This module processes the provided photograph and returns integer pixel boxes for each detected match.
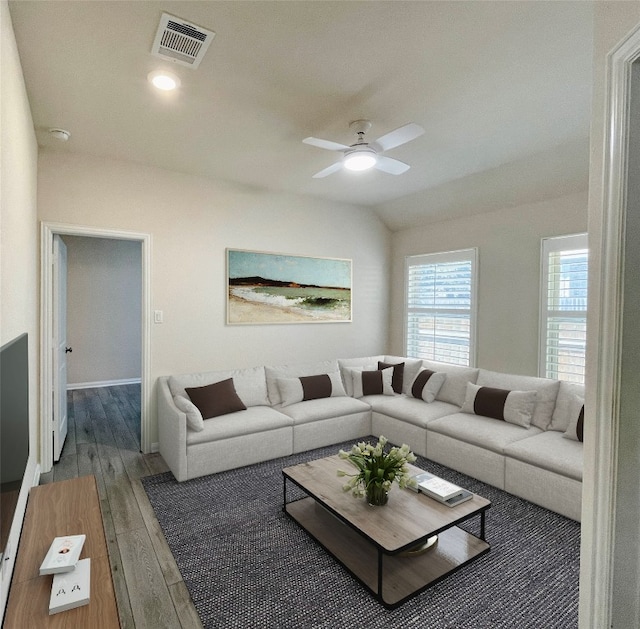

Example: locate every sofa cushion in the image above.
[549,381,585,432]
[371,396,460,428]
[174,395,204,431]
[186,406,293,445]
[410,369,447,403]
[504,431,583,481]
[476,369,560,430]
[563,394,585,442]
[378,361,404,394]
[382,356,423,394]
[277,373,346,407]
[337,356,384,396]
[169,365,269,407]
[351,367,395,398]
[275,396,370,425]
[461,383,537,428]
[265,360,340,405]
[421,360,480,406]
[185,378,247,419]
[427,412,542,454]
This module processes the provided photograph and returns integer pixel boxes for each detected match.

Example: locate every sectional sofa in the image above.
[157,355,584,521]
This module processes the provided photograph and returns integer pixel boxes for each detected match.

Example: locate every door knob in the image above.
[65,347,73,353]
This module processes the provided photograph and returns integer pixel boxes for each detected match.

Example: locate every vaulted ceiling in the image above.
[9,1,593,231]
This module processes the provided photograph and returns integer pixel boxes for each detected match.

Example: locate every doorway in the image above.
[40,223,151,473]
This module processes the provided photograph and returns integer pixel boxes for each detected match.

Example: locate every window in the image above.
[405,248,477,366]
[540,234,588,383]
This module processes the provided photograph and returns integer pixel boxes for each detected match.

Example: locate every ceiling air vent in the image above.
[151,13,215,69]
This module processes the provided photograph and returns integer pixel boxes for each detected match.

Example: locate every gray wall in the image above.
[0,0,39,611]
[389,191,588,375]
[610,58,640,629]
[37,151,392,444]
[64,236,142,387]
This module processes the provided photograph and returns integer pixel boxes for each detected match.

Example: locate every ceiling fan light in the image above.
[343,151,377,172]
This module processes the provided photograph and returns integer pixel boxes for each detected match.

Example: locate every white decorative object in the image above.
[39,534,86,575]
[49,557,91,614]
[418,476,464,502]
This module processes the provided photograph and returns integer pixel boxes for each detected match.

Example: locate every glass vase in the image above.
[366,483,389,506]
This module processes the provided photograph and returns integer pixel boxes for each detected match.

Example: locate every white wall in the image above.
[389,191,587,375]
[0,0,39,614]
[64,236,142,387]
[37,152,391,443]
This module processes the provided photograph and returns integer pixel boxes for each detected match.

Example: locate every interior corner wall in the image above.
[388,191,588,376]
[63,236,142,387]
[36,151,391,443]
[0,0,39,614]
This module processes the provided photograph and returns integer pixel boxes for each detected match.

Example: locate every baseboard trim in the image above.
[68,378,142,391]
[151,442,159,454]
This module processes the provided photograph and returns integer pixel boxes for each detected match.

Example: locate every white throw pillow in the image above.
[173,395,204,432]
[351,367,395,398]
[461,382,537,428]
[563,394,585,442]
[549,381,585,432]
[277,373,346,407]
[410,369,447,403]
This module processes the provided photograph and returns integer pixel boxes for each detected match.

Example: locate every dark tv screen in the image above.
[0,333,30,557]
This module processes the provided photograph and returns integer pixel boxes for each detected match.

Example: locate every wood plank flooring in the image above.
[39,385,202,629]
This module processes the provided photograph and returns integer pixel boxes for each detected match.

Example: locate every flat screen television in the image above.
[0,333,30,563]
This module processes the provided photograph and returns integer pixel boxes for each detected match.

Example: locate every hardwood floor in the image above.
[39,385,202,629]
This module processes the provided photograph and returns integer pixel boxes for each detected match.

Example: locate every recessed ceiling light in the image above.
[148,70,181,91]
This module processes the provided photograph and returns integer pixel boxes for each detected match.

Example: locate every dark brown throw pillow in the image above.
[185,378,247,419]
[575,406,584,442]
[362,370,384,396]
[378,361,405,394]
[300,374,332,401]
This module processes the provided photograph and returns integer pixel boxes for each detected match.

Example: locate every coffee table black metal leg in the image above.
[283,475,287,511]
[480,510,486,541]
[377,549,384,604]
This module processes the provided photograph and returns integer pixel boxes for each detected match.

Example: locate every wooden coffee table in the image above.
[282,454,491,609]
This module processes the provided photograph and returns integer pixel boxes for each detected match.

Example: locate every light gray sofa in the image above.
[157,355,584,521]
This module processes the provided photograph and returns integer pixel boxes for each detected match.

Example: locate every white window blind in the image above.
[540,233,588,383]
[405,249,477,366]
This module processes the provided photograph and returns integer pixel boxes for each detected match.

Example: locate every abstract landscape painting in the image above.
[227,249,352,324]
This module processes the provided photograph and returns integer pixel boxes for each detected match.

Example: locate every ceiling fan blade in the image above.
[371,122,424,153]
[374,155,410,175]
[303,137,350,152]
[312,161,343,178]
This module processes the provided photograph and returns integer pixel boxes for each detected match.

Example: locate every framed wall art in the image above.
[227,249,352,324]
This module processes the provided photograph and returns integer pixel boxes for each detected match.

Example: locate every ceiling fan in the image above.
[303,120,424,178]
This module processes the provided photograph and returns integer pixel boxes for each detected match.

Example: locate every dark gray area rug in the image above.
[142,439,580,628]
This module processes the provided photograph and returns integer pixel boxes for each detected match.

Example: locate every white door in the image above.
[52,235,68,461]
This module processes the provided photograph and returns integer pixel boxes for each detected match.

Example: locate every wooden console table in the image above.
[4,475,120,627]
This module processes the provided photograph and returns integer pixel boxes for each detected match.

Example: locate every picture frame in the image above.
[226,249,352,325]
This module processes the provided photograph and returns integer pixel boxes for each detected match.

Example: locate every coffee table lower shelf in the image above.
[285,497,490,609]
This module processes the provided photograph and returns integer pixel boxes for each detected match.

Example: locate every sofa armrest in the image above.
[157,376,188,481]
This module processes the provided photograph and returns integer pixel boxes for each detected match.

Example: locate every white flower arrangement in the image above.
[337,435,418,501]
